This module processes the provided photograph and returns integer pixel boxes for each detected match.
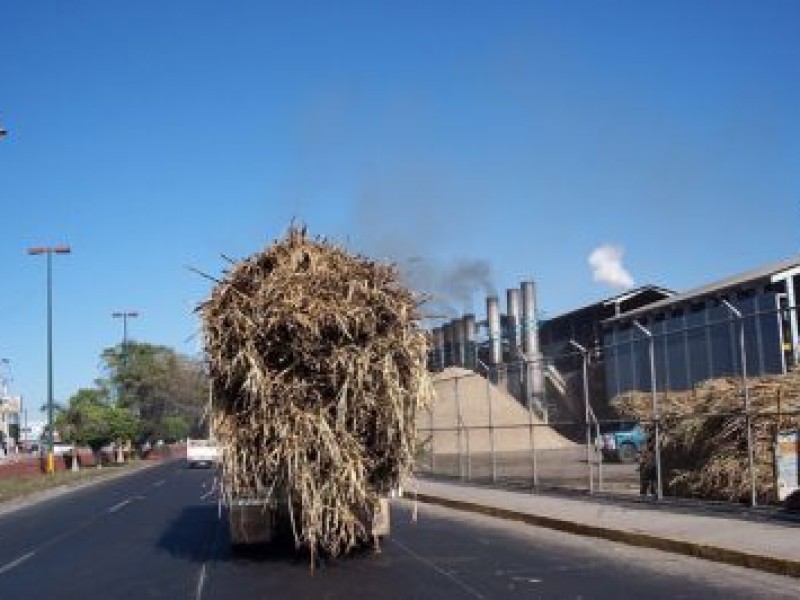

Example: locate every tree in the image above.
[160,415,190,442]
[56,388,141,451]
[99,342,208,442]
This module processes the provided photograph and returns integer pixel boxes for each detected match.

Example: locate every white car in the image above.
[186,438,220,468]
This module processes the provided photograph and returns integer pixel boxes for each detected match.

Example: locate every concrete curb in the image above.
[414,492,800,579]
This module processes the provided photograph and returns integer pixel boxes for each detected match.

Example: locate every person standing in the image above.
[639,434,657,496]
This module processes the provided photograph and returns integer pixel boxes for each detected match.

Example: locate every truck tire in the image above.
[618,442,638,463]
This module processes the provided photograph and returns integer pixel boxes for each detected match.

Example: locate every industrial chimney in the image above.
[486,296,502,365]
[442,321,454,368]
[432,327,445,371]
[463,313,476,369]
[452,318,465,367]
[520,280,544,410]
[506,288,521,359]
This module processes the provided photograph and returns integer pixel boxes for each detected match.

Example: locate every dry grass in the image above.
[0,463,138,504]
[611,369,800,503]
[200,226,432,563]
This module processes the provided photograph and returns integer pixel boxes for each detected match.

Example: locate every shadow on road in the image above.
[157,503,312,567]
[157,504,221,562]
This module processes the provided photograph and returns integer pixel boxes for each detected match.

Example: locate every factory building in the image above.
[537,286,674,420]
[428,281,673,422]
[428,255,800,424]
[602,256,800,398]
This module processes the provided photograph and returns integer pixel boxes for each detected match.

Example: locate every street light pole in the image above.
[27,245,71,474]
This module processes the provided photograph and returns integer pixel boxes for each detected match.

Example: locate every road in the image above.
[0,461,797,599]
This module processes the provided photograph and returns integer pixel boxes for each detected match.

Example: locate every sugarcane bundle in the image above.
[199,226,432,560]
[611,371,800,503]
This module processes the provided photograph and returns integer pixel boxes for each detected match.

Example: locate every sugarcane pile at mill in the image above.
[611,369,800,503]
[199,226,432,560]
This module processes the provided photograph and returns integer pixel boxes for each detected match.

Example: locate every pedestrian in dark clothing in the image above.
[639,435,657,497]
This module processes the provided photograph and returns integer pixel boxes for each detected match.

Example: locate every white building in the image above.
[0,395,22,449]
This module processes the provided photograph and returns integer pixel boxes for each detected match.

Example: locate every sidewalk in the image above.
[412,478,800,578]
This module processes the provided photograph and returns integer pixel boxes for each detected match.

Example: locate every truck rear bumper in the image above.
[228,499,280,545]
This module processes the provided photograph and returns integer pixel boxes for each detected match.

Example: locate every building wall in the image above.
[604,289,787,398]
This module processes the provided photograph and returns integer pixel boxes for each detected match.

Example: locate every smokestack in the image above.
[520,281,539,358]
[442,321,454,368]
[487,296,502,365]
[506,288,521,358]
[463,313,476,368]
[432,327,445,370]
[452,318,465,367]
[521,280,544,407]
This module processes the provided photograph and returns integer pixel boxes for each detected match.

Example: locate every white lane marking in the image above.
[107,498,133,513]
[195,563,207,600]
[200,490,214,501]
[152,479,165,487]
[511,576,542,584]
[390,538,485,599]
[0,551,36,575]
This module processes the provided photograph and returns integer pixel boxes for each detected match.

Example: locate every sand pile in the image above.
[418,367,575,452]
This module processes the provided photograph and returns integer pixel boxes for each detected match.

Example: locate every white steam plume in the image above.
[588,244,634,289]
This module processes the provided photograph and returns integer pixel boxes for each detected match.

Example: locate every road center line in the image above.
[390,538,486,599]
[107,498,133,513]
[0,551,36,575]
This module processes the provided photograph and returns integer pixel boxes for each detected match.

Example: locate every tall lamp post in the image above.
[0,358,8,456]
[27,245,71,474]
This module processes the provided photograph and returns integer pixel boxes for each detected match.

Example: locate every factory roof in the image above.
[603,255,800,325]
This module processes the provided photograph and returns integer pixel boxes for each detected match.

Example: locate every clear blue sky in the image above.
[1,1,799,417]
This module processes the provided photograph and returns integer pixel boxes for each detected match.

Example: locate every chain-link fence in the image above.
[417,303,800,507]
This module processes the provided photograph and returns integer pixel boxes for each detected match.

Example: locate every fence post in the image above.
[634,321,663,501]
[570,340,593,494]
[465,422,471,481]
[528,357,538,489]
[429,405,435,473]
[478,359,497,483]
[722,300,757,507]
[455,376,463,480]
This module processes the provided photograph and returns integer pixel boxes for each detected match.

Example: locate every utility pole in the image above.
[27,245,71,474]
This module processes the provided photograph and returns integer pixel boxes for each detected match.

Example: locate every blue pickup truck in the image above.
[599,421,647,463]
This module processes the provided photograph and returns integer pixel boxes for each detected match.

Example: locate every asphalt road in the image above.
[1,461,798,599]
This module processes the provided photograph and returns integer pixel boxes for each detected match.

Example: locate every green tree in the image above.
[55,388,140,451]
[160,415,190,442]
[107,405,141,444]
[99,342,208,442]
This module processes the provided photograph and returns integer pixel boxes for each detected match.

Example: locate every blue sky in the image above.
[1,1,799,417]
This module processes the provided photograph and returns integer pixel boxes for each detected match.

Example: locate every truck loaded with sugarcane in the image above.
[199,226,432,565]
